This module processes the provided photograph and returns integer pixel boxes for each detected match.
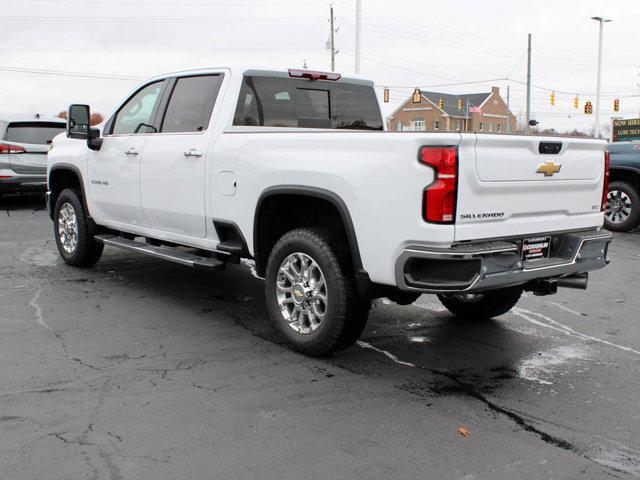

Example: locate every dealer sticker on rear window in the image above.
[522,236,551,262]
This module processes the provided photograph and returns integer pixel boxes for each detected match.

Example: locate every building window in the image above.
[497,123,502,133]
[396,122,403,131]
[411,119,425,131]
[479,122,483,131]
[488,123,493,132]
[433,120,439,131]
[456,120,462,131]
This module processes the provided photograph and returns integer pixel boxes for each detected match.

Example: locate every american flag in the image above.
[469,104,481,113]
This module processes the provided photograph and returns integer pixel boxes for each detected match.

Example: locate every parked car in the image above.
[0,115,66,195]
[604,141,640,232]
[46,66,612,356]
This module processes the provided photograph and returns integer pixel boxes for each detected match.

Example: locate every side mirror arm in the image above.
[88,128,103,151]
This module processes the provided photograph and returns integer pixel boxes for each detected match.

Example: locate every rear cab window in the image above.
[5,122,66,144]
[233,74,383,130]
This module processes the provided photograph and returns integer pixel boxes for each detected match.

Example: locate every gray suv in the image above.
[0,115,66,195]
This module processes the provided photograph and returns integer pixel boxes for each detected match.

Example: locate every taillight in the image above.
[601,150,610,211]
[0,143,26,154]
[419,146,458,223]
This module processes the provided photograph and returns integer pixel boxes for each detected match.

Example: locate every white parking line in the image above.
[357,341,415,367]
[512,307,640,357]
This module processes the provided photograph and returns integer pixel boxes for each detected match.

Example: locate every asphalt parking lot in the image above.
[1,193,639,480]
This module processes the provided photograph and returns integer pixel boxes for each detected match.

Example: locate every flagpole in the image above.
[466,100,470,132]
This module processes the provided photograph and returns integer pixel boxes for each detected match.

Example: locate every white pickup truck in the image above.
[47,66,612,356]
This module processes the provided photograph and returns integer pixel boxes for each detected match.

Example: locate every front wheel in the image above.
[54,188,104,267]
[264,228,370,357]
[437,286,523,320]
[604,181,640,232]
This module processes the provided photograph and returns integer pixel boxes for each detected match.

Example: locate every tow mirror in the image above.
[67,104,90,140]
[67,104,102,151]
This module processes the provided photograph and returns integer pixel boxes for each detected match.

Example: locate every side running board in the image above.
[94,234,226,270]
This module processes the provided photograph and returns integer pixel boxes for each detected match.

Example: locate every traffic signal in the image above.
[573,96,579,109]
[614,99,619,112]
[584,101,593,114]
[550,91,555,106]
[383,88,389,103]
[457,98,463,111]
[438,97,444,109]
[412,87,421,103]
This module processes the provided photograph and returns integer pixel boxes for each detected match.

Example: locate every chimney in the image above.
[491,86,499,95]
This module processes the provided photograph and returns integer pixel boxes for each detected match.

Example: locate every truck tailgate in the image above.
[455,135,606,242]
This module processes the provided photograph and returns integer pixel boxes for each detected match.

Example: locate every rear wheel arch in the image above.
[609,167,640,193]
[253,186,365,280]
[48,164,90,219]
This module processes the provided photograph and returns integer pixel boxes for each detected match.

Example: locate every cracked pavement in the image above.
[1,193,640,479]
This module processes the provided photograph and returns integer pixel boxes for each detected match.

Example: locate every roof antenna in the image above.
[302,59,308,69]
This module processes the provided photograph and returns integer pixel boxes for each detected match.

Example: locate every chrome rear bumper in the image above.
[395,229,612,293]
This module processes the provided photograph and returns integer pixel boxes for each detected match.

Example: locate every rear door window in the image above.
[160,75,223,133]
[233,76,382,130]
[5,122,66,144]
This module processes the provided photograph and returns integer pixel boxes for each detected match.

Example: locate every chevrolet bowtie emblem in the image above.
[536,161,562,177]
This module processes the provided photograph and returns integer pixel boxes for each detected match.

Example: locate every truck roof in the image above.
[0,114,65,124]
[145,66,374,86]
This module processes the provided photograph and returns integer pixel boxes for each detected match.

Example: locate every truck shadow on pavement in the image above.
[0,192,46,213]
[91,249,542,397]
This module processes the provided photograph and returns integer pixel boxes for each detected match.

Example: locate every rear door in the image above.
[140,74,224,238]
[4,122,65,174]
[455,134,606,241]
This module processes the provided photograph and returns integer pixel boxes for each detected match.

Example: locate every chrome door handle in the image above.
[125,148,140,156]
[184,149,203,158]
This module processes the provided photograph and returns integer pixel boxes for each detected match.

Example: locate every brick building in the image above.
[387,86,516,133]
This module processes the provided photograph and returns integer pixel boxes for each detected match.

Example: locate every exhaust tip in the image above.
[556,273,588,290]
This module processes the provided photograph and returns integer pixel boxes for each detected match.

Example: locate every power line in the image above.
[0,65,143,81]
[0,47,324,53]
[0,15,325,23]
[31,0,328,6]
[334,4,639,65]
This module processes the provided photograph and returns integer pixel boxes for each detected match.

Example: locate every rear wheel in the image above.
[604,181,640,232]
[437,286,523,320]
[265,228,370,356]
[54,188,103,267]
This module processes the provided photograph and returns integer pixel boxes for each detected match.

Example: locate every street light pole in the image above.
[592,16,611,139]
[355,0,361,74]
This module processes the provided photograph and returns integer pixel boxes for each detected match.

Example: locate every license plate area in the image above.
[521,236,551,262]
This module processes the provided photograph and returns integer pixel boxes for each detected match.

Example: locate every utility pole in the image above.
[506,84,511,133]
[592,16,611,139]
[525,33,532,133]
[355,0,362,74]
[328,5,337,72]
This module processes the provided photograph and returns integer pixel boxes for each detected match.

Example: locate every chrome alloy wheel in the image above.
[276,252,328,335]
[57,202,79,253]
[605,190,633,224]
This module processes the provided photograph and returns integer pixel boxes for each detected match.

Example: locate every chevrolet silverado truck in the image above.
[47,66,612,356]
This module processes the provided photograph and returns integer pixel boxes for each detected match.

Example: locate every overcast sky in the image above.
[0,0,637,133]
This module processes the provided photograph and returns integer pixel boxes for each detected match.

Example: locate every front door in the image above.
[88,80,165,227]
[140,74,223,238]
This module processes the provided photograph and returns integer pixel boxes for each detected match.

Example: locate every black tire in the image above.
[437,286,523,320]
[53,188,104,267]
[604,181,640,232]
[265,228,370,356]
